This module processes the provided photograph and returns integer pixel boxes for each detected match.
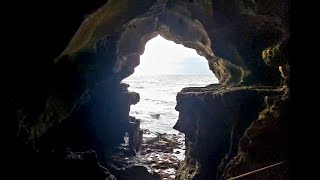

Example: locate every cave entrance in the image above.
[122,35,218,178]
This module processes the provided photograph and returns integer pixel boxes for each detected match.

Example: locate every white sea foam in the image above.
[122,75,218,134]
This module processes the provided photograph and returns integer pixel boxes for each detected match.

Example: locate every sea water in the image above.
[122,75,218,134]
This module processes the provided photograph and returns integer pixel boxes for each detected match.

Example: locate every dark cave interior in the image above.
[5,0,290,179]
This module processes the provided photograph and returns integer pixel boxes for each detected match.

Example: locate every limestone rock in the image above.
[7,0,290,179]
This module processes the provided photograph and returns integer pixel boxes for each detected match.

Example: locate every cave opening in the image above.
[121,34,219,178]
[7,0,291,179]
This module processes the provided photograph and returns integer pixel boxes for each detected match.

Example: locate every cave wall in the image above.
[174,85,289,179]
[6,0,290,179]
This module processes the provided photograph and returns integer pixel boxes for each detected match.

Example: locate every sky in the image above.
[133,35,214,75]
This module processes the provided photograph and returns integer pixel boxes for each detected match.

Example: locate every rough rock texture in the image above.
[223,93,290,179]
[6,0,289,179]
[173,85,285,179]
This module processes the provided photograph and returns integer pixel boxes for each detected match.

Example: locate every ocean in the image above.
[122,75,219,135]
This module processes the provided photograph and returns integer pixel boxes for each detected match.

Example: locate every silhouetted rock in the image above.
[174,85,285,179]
[6,0,290,179]
[223,94,289,179]
[114,165,161,180]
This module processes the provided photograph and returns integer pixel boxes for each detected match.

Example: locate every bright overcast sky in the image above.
[133,35,214,75]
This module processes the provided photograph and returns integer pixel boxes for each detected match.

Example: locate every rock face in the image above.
[6,0,290,179]
[223,92,290,180]
[11,148,116,180]
[174,85,288,179]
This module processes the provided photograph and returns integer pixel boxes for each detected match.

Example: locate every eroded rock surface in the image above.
[107,130,185,180]
[174,85,287,179]
[223,93,290,180]
[7,0,290,179]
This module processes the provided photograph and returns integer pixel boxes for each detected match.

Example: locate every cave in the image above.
[7,0,290,180]
[120,34,218,178]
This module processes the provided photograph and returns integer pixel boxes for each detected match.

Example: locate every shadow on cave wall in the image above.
[6,0,290,179]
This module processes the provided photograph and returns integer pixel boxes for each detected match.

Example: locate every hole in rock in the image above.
[121,35,219,178]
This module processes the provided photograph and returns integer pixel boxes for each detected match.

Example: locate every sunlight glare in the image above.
[133,35,213,76]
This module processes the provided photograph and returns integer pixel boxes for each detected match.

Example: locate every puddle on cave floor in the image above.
[109,129,186,179]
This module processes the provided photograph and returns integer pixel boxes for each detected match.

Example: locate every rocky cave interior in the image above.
[6,0,290,179]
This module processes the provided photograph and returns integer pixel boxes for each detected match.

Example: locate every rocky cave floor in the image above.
[107,129,186,180]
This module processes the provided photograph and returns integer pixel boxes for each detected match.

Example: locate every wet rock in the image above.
[142,130,160,144]
[8,0,289,179]
[128,116,143,154]
[109,130,185,179]
[150,113,160,119]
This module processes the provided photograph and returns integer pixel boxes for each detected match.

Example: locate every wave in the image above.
[133,86,144,89]
[125,75,216,133]
[142,98,175,104]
